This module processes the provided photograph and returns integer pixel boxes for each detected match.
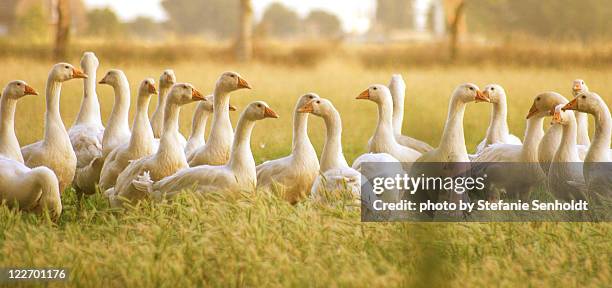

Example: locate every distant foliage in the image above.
[375,0,415,31]
[161,0,239,38]
[126,17,164,40]
[467,0,612,41]
[86,8,124,37]
[14,4,48,42]
[304,10,342,37]
[258,3,300,38]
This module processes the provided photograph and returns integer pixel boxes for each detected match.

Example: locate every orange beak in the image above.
[24,84,39,96]
[98,77,107,85]
[562,98,577,111]
[573,84,581,91]
[192,88,204,100]
[356,89,370,100]
[264,107,279,118]
[72,68,88,79]
[237,77,251,89]
[475,90,490,102]
[526,102,539,119]
[147,82,157,94]
[165,74,174,83]
[229,104,237,111]
[297,100,314,113]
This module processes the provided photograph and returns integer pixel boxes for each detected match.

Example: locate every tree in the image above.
[304,10,342,37]
[86,8,123,37]
[235,0,253,61]
[445,0,465,61]
[258,2,300,38]
[161,0,239,38]
[54,0,71,61]
[14,4,48,42]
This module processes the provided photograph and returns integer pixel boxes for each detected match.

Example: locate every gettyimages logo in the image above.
[370,174,487,195]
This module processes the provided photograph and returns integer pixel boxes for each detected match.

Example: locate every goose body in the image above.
[69,52,105,195]
[297,98,361,202]
[0,81,38,162]
[256,94,320,203]
[474,84,522,154]
[562,91,612,199]
[134,101,278,199]
[548,105,586,201]
[106,83,204,207]
[357,84,420,171]
[22,63,86,192]
[188,72,251,166]
[388,74,433,153]
[98,79,157,191]
[0,157,61,218]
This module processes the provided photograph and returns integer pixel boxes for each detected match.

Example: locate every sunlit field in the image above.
[1,57,611,286]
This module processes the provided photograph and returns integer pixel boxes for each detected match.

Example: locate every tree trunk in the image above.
[54,0,71,61]
[445,0,466,61]
[235,0,253,61]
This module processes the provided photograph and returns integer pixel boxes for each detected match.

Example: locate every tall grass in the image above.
[0,55,610,286]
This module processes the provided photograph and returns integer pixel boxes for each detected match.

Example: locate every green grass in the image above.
[0,58,611,286]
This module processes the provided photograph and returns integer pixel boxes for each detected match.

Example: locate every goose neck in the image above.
[555,116,579,162]
[292,111,313,153]
[189,107,209,143]
[208,89,232,144]
[586,101,612,162]
[128,95,153,148]
[391,89,405,135]
[228,116,256,173]
[320,110,348,172]
[521,117,545,162]
[74,66,102,125]
[575,111,590,146]
[486,101,509,143]
[439,97,467,155]
[157,102,182,155]
[44,77,67,142]
[374,98,396,144]
[107,80,130,133]
[0,95,20,161]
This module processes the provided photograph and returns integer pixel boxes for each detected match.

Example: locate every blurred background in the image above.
[1,0,612,67]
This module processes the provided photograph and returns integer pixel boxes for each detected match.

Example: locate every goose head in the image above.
[197,94,238,112]
[243,101,279,121]
[98,69,126,87]
[159,69,176,90]
[526,92,567,119]
[2,80,38,99]
[80,52,99,71]
[571,79,588,97]
[216,71,251,93]
[482,84,506,104]
[51,63,87,82]
[356,84,392,105]
[452,83,488,103]
[550,104,575,126]
[562,91,603,115]
[167,83,205,105]
[296,93,320,109]
[138,78,157,97]
[297,98,334,117]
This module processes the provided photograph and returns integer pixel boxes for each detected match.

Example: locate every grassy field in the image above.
[0,57,611,286]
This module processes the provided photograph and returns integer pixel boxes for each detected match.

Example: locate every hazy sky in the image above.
[83,0,377,33]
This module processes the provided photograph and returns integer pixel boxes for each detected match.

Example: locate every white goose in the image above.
[548,104,586,201]
[356,84,420,169]
[184,95,237,159]
[99,69,131,157]
[134,101,279,199]
[256,93,320,203]
[0,81,38,162]
[297,98,361,201]
[150,69,187,148]
[22,63,86,193]
[69,52,105,195]
[473,92,561,200]
[98,79,158,191]
[562,91,612,199]
[106,83,204,207]
[388,74,433,153]
[571,79,590,146]
[474,84,522,154]
[188,72,251,166]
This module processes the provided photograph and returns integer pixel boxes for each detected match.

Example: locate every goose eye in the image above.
[469,87,474,91]
[230,75,236,78]
[308,95,314,99]
[581,81,584,85]
[16,83,21,86]
[582,95,587,99]
[373,87,377,90]
[257,104,262,108]
[536,97,540,101]
[65,65,69,69]
[490,87,495,91]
